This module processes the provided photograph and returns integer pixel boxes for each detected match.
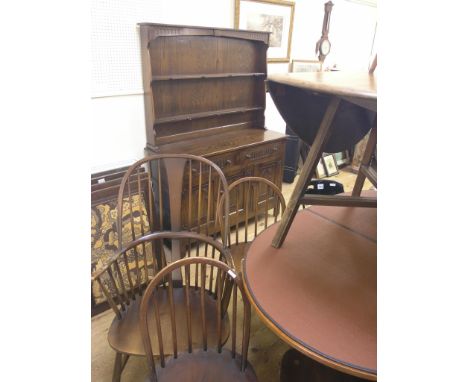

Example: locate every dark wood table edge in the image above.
[242,223,377,381]
[266,71,377,101]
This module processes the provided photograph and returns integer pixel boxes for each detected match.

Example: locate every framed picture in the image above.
[323,154,339,177]
[235,0,295,63]
[315,158,327,179]
[334,150,351,168]
[290,59,321,73]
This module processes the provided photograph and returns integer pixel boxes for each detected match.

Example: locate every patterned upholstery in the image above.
[91,194,151,305]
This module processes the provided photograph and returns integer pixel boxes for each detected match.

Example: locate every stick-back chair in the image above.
[92,231,233,382]
[116,154,230,263]
[217,177,286,273]
[140,256,257,382]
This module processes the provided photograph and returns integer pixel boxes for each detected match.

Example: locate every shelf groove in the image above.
[154,106,264,125]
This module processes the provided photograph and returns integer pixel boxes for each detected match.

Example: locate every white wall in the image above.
[289,0,377,69]
[91,94,146,170]
[159,0,234,27]
[327,0,377,70]
[91,0,376,172]
[265,62,289,134]
[290,0,325,60]
[91,0,234,172]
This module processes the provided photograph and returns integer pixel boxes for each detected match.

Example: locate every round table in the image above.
[243,204,376,380]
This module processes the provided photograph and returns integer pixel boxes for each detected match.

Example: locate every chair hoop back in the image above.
[140,256,251,381]
[91,231,233,319]
[116,154,230,250]
[217,177,286,246]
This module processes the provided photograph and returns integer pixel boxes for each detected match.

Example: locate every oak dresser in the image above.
[138,23,287,233]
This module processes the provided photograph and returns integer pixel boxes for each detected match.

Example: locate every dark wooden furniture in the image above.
[92,231,233,382]
[116,154,230,252]
[243,195,377,380]
[140,256,257,382]
[217,177,285,273]
[138,23,287,233]
[92,165,144,205]
[283,125,301,183]
[267,71,377,247]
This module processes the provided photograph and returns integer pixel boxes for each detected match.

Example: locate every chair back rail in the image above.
[217,177,286,246]
[116,154,230,251]
[140,256,251,381]
[91,231,234,319]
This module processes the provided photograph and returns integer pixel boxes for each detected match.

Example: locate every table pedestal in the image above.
[280,349,368,382]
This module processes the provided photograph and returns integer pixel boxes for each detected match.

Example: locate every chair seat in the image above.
[108,286,230,356]
[145,349,258,382]
[228,242,251,272]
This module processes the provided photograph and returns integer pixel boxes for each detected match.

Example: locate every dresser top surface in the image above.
[149,128,285,156]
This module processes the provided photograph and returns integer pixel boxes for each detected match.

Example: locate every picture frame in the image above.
[315,158,327,179]
[323,154,339,177]
[289,59,321,73]
[334,150,351,168]
[235,0,295,63]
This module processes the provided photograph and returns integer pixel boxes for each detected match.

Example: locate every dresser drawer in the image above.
[206,152,238,174]
[237,141,284,165]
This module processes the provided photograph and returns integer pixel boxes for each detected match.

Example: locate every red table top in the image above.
[243,204,377,380]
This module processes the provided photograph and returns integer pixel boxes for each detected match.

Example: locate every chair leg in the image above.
[112,352,123,382]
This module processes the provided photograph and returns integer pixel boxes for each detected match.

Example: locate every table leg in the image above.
[272,96,341,248]
[352,120,377,197]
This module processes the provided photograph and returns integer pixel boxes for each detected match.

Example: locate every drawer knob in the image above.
[245,153,252,159]
[226,159,232,165]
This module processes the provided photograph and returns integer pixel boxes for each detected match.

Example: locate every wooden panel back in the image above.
[153,77,265,119]
[139,23,271,148]
[149,35,266,75]
[147,34,267,141]
[156,113,262,140]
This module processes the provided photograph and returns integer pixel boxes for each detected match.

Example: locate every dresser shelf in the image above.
[154,106,264,125]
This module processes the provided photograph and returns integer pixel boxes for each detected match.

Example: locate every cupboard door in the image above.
[255,159,283,188]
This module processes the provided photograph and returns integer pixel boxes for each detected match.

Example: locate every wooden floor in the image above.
[91,168,373,382]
